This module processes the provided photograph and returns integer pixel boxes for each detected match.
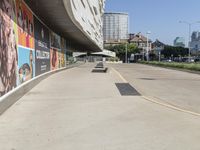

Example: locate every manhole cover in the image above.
[115,83,140,96]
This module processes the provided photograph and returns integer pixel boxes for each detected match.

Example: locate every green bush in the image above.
[139,61,200,72]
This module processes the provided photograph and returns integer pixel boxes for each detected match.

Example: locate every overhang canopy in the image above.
[24,0,102,52]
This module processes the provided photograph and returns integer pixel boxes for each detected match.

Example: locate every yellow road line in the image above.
[142,96,200,117]
[111,67,128,83]
[112,67,200,117]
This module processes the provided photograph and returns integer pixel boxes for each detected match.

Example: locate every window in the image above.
[81,0,86,8]
[93,6,98,15]
[72,0,77,10]
[86,30,91,35]
[82,17,86,22]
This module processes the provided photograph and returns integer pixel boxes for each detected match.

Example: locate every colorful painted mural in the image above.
[50,48,58,71]
[0,0,67,97]
[50,31,61,50]
[61,38,66,67]
[0,0,18,96]
[17,47,35,85]
[16,0,35,85]
[16,0,34,49]
[34,16,50,76]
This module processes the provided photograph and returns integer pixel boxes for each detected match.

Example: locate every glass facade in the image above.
[103,13,128,41]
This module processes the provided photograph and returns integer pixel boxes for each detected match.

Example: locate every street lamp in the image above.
[125,33,130,63]
[146,31,151,61]
[125,42,128,63]
[179,21,200,62]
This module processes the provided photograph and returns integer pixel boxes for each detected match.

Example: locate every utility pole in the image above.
[179,21,200,62]
[146,31,151,61]
[125,42,128,63]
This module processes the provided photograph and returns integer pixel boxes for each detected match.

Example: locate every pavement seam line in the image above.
[111,67,200,117]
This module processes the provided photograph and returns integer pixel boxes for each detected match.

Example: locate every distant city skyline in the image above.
[105,0,200,46]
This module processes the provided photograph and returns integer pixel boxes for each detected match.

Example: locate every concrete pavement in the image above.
[0,63,200,150]
[110,63,200,114]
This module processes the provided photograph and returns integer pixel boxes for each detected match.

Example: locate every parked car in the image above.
[194,57,200,63]
[185,58,195,63]
[161,58,172,62]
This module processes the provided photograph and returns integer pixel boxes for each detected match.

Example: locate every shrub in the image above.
[139,61,200,72]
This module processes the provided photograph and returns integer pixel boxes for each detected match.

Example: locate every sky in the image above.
[105,0,200,45]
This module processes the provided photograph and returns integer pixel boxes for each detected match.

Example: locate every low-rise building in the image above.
[152,39,165,53]
[151,39,165,60]
[129,33,152,50]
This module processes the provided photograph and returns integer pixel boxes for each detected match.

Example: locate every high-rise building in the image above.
[190,31,200,54]
[103,12,129,44]
[174,37,185,47]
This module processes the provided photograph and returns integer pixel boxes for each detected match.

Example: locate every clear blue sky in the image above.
[105,0,200,45]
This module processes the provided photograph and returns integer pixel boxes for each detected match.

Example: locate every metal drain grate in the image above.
[115,83,140,96]
[139,78,156,80]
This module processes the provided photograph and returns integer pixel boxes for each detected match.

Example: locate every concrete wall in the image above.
[0,63,81,115]
[0,0,72,98]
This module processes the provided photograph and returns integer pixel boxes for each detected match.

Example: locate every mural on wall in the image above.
[34,16,50,76]
[58,51,61,68]
[17,47,35,85]
[0,0,69,97]
[16,0,35,85]
[50,48,58,70]
[50,31,61,70]
[51,31,61,50]
[16,0,34,49]
[61,38,66,67]
[0,0,18,96]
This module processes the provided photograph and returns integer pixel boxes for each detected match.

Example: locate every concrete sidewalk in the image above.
[0,63,200,150]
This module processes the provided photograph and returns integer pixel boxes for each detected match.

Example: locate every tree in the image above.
[161,45,189,58]
[128,43,140,54]
[105,43,140,62]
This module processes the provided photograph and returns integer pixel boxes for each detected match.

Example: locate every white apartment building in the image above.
[103,12,129,43]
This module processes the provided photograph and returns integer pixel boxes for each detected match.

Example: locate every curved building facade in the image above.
[65,0,105,49]
[24,0,105,52]
[0,0,105,97]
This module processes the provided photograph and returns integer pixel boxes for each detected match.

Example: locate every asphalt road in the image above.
[0,63,200,150]
[110,63,200,113]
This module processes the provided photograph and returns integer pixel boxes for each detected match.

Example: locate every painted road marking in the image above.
[112,67,200,117]
[111,67,128,83]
